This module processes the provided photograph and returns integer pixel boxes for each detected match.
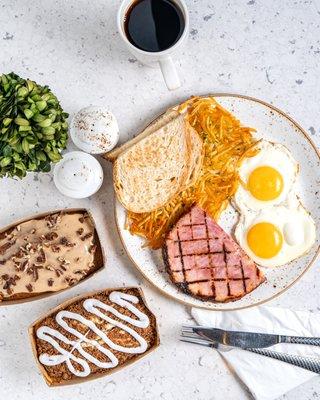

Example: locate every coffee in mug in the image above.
[124,0,185,53]
[117,0,189,90]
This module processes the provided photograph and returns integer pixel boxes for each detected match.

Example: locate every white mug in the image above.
[117,0,189,90]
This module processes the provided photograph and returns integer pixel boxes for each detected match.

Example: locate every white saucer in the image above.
[53,151,103,198]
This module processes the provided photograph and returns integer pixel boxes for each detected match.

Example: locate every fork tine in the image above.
[181,326,208,335]
[181,328,194,334]
[181,331,208,340]
[182,324,210,330]
[181,325,201,330]
[180,337,215,348]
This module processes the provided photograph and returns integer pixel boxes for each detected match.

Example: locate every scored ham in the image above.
[162,205,265,302]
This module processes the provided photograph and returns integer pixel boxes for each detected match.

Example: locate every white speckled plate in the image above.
[115,94,320,310]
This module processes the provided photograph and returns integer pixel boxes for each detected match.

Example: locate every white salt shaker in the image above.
[70,106,119,154]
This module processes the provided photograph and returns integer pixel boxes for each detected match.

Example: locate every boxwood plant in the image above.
[0,72,68,178]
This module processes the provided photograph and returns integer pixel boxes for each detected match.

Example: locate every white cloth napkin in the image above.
[191,306,320,400]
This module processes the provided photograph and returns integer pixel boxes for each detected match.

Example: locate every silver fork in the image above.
[181,326,320,374]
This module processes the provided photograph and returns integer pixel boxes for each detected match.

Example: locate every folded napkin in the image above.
[191,306,320,400]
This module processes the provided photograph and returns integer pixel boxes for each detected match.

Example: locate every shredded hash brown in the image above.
[127,96,258,249]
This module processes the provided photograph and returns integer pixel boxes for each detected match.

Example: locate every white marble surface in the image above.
[0,0,319,399]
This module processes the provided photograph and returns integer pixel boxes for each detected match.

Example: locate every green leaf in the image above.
[61,121,68,129]
[38,118,52,128]
[1,74,8,86]
[19,125,32,132]
[17,87,28,98]
[47,150,61,162]
[12,152,21,161]
[36,150,47,161]
[30,103,37,112]
[44,135,54,141]
[8,135,19,146]
[3,145,12,157]
[13,142,23,153]
[36,100,47,111]
[41,161,51,172]
[14,168,26,178]
[42,126,55,135]
[41,93,51,101]
[3,117,12,127]
[32,94,41,102]
[22,138,30,154]
[28,161,37,170]
[14,117,30,126]
[0,157,12,167]
[23,108,33,119]
[32,113,45,122]
[14,161,25,170]
[26,79,34,92]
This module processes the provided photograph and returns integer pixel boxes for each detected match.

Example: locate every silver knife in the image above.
[189,326,320,349]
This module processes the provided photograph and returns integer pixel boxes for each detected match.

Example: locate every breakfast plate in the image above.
[114,94,320,310]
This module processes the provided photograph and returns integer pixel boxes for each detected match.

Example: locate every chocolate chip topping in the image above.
[59,237,75,247]
[45,264,66,278]
[65,276,77,286]
[2,274,20,294]
[27,264,43,282]
[26,283,33,292]
[45,213,62,229]
[81,232,93,241]
[36,248,46,264]
[17,259,29,272]
[13,248,25,258]
[44,232,58,241]
[0,241,15,255]
[51,244,61,253]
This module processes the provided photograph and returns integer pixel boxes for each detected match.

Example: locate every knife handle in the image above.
[280,336,320,347]
[246,347,320,374]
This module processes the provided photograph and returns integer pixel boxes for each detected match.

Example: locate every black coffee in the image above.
[124,0,185,52]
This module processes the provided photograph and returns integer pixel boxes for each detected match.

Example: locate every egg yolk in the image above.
[247,166,284,201]
[247,222,283,259]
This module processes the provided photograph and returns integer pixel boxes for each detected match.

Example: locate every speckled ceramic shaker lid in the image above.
[70,106,119,154]
[53,151,103,198]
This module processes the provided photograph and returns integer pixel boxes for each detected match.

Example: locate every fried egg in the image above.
[234,205,316,267]
[234,141,299,212]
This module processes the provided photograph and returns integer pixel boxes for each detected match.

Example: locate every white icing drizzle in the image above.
[36,291,150,377]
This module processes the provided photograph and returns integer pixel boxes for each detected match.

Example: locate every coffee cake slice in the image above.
[0,209,104,303]
[29,287,159,386]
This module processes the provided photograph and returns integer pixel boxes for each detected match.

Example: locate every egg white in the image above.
[234,141,299,213]
[234,204,316,268]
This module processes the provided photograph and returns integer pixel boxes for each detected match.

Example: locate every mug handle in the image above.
[159,57,181,91]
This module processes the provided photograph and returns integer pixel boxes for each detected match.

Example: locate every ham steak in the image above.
[162,205,265,302]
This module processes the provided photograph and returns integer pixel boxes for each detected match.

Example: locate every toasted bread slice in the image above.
[181,123,204,191]
[113,114,202,213]
[104,108,180,162]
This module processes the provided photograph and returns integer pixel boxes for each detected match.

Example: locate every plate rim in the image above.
[114,93,320,311]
